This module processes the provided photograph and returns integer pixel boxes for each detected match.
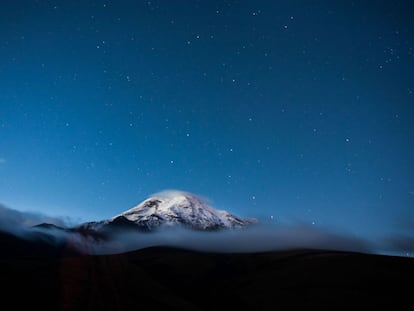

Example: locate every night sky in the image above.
[1,1,413,240]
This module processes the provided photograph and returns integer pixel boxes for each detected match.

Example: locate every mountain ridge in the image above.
[1,235,413,310]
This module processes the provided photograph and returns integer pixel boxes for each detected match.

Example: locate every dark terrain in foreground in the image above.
[1,230,413,310]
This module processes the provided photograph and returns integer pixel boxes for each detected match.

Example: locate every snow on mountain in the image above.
[82,191,256,231]
[116,190,256,230]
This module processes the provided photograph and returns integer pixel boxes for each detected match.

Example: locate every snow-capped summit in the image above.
[78,190,256,232]
[81,191,252,230]
[110,190,256,230]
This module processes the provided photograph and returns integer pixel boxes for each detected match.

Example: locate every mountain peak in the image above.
[114,190,256,230]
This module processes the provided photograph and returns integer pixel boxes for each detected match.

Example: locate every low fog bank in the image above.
[0,204,67,228]
[0,203,412,258]
[83,224,370,255]
[0,204,85,249]
[0,204,70,241]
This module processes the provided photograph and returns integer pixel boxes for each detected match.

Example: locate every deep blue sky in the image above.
[1,0,413,238]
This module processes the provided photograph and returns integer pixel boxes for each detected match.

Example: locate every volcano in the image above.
[79,191,256,232]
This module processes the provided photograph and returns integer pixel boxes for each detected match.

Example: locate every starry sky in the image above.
[0,0,413,239]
